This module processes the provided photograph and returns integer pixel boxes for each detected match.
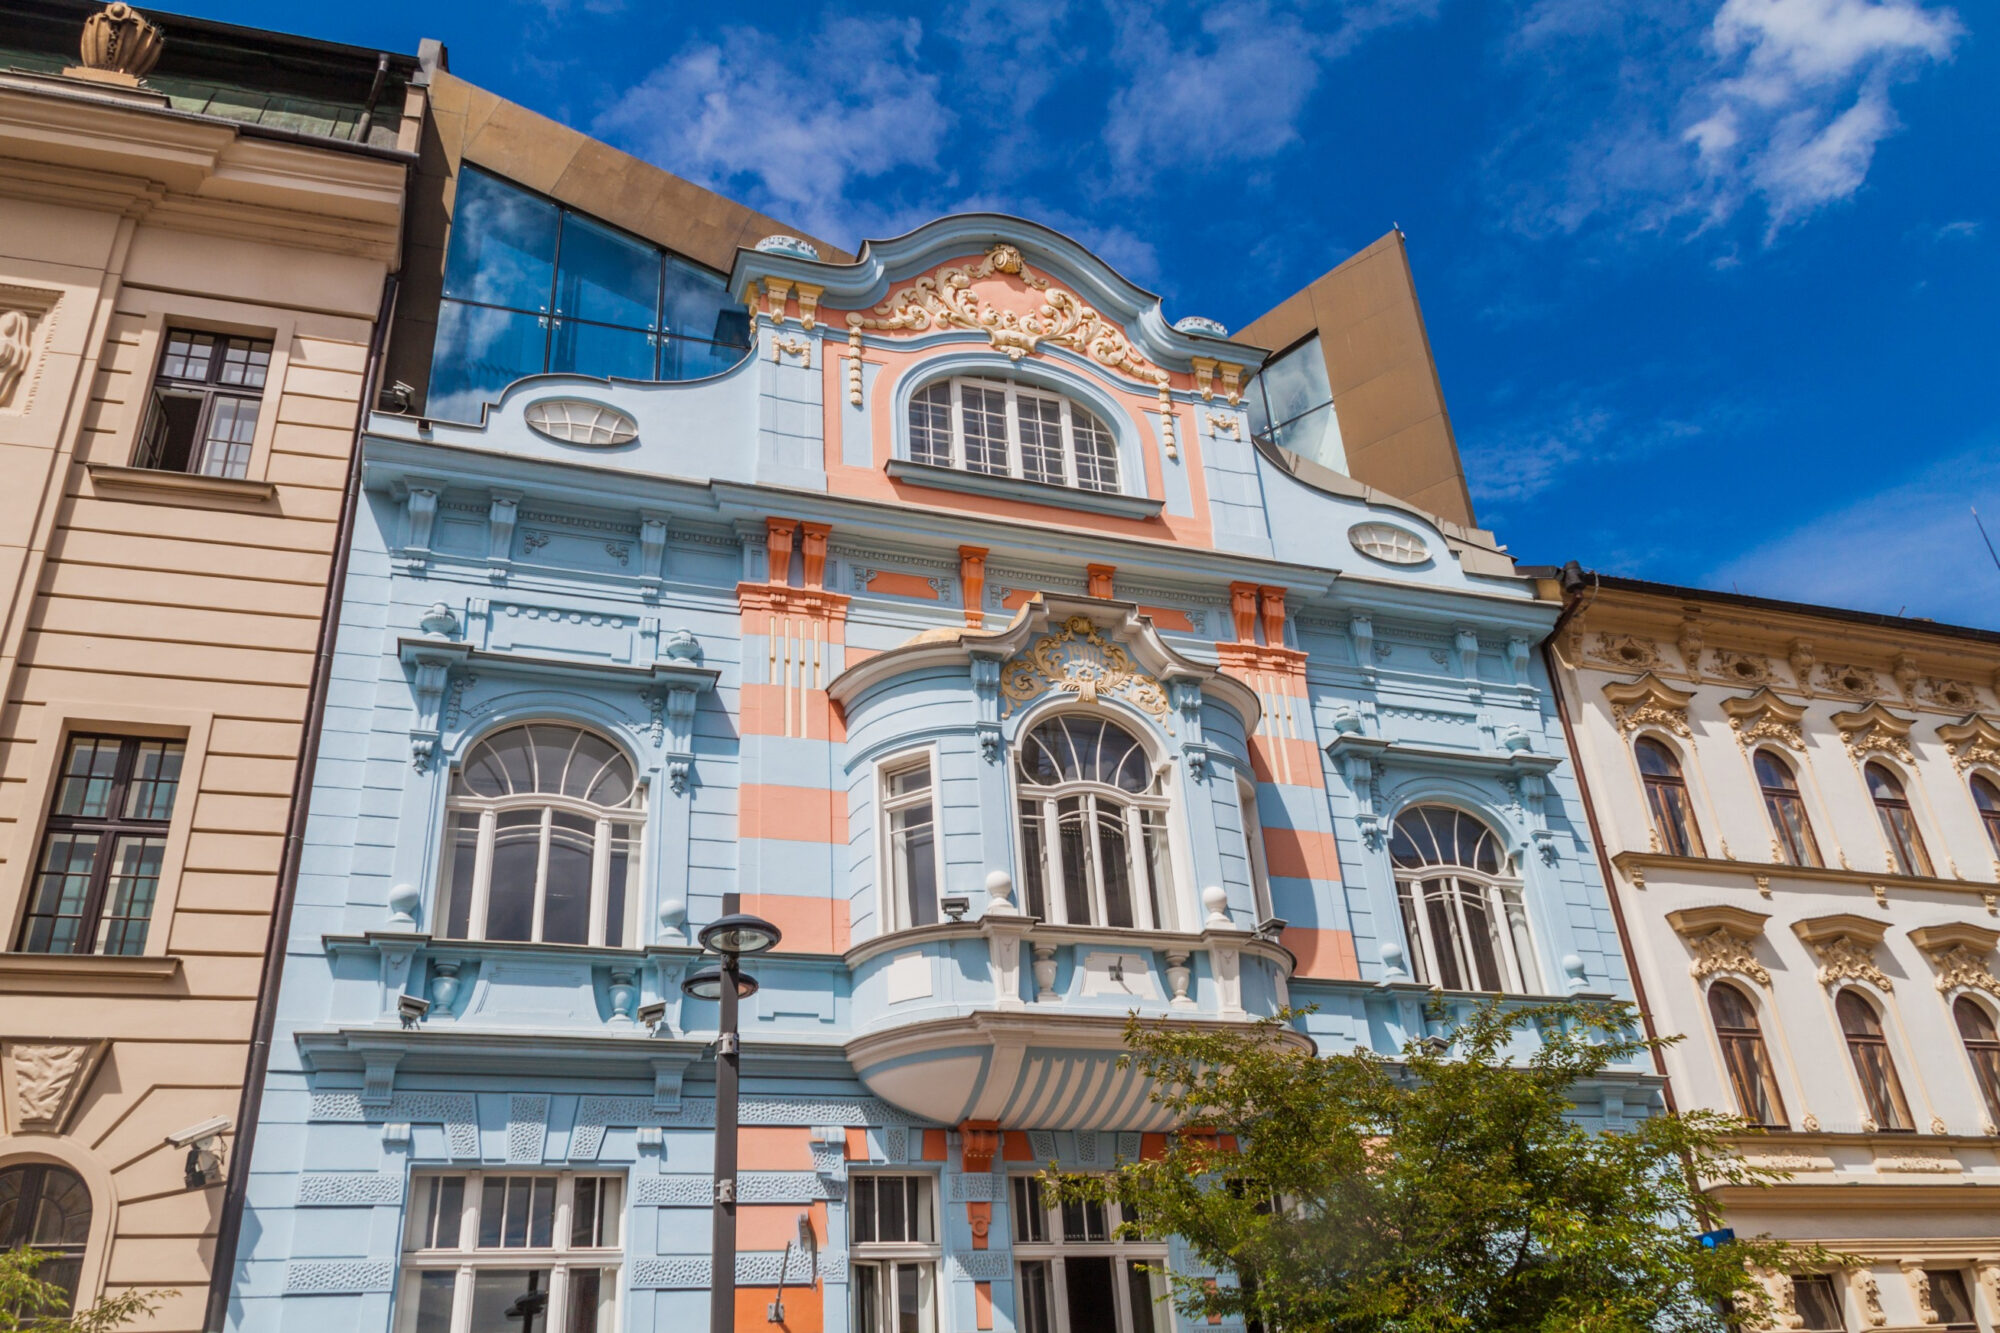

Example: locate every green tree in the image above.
[0,1248,168,1333]
[1050,999,1823,1333]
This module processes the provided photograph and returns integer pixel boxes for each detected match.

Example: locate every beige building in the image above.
[0,1,426,1325]
[1546,569,2000,1331]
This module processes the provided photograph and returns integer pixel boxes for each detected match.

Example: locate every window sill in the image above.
[85,463,279,505]
[885,458,1165,520]
[0,951,182,984]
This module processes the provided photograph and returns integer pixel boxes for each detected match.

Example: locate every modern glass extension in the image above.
[428,168,754,420]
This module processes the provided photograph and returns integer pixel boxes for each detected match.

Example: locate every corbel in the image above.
[393,476,449,570]
[766,517,798,584]
[637,510,671,596]
[1258,586,1287,650]
[1189,356,1217,401]
[800,522,831,590]
[1228,582,1259,645]
[643,651,716,795]
[1170,676,1207,779]
[1792,914,1893,990]
[1454,625,1481,691]
[1666,904,1772,986]
[360,1052,402,1109]
[486,488,521,583]
[970,651,1004,762]
[1218,363,1245,406]
[794,283,822,330]
[651,1054,690,1113]
[761,276,793,324]
[399,638,472,772]
[958,546,988,629]
[1088,564,1116,600]
[1348,613,1375,683]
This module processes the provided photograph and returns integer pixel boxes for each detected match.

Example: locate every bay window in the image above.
[1015,715,1176,930]
[439,723,642,947]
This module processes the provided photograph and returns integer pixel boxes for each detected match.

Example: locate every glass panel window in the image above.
[430,168,749,419]
[1015,715,1175,930]
[1708,983,1787,1128]
[1866,763,1932,877]
[1791,1274,1845,1331]
[438,724,643,947]
[1953,997,2000,1125]
[851,1175,938,1333]
[1237,778,1274,924]
[1972,774,2000,859]
[904,377,1125,496]
[882,758,939,931]
[1928,1270,1977,1331]
[1246,335,1346,474]
[1754,750,1822,867]
[1012,1175,1168,1333]
[137,328,272,479]
[1635,738,1705,858]
[0,1164,90,1313]
[19,734,184,955]
[399,1172,620,1333]
[1837,990,1914,1132]
[1390,806,1535,993]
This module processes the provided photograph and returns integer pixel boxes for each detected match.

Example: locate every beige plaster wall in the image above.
[0,82,407,1329]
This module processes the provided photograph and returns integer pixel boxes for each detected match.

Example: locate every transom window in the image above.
[1390,806,1537,993]
[1015,715,1176,930]
[18,734,184,956]
[1635,737,1705,858]
[1012,1175,1168,1333]
[908,378,1120,493]
[0,1163,91,1312]
[399,1171,621,1333]
[850,1175,939,1333]
[1836,989,1913,1132]
[1707,982,1787,1129]
[440,724,642,947]
[1753,750,1821,868]
[1865,762,1932,877]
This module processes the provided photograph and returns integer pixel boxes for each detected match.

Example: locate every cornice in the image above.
[1609,850,2000,903]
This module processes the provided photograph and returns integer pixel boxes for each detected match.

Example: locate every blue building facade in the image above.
[224,210,1655,1333]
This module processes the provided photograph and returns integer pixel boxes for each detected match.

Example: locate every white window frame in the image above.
[1012,714,1180,932]
[440,724,645,948]
[1237,773,1275,925]
[1010,1174,1170,1333]
[1395,869,1537,994]
[907,376,1123,494]
[849,1173,941,1333]
[878,747,946,932]
[397,1170,623,1333]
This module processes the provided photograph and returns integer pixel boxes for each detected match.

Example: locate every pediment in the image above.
[1831,701,1915,763]
[1936,714,2000,772]
[1665,904,1770,941]
[1602,672,1694,736]
[1720,687,1808,750]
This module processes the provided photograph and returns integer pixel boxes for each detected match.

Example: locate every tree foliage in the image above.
[1050,1000,1824,1333]
[0,1248,168,1333]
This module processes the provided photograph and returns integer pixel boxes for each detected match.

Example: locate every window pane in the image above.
[21,832,100,954]
[56,737,123,817]
[1256,336,1332,428]
[443,169,559,310]
[400,1270,456,1333]
[567,1266,606,1333]
[466,1269,552,1331]
[851,1177,876,1244]
[124,740,184,819]
[1057,797,1092,925]
[605,825,637,950]
[878,1173,907,1243]
[1072,407,1119,492]
[422,1175,463,1249]
[891,794,938,928]
[1018,800,1049,922]
[1423,887,1465,990]
[1141,811,1173,930]
[543,812,595,945]
[479,1177,506,1248]
[1064,1255,1117,1330]
[660,258,735,341]
[1396,883,1430,985]
[1792,1274,1843,1331]
[30,1169,90,1246]
[1061,1196,1106,1243]
[216,337,271,389]
[503,1178,531,1247]
[1097,802,1136,929]
[960,385,1010,475]
[1127,1261,1159,1333]
[159,330,216,381]
[442,811,481,940]
[909,384,953,466]
[1266,399,1344,473]
[528,1177,556,1248]
[548,319,655,383]
[98,833,165,954]
[195,395,259,478]
[1011,1176,1045,1243]
[908,1177,933,1243]
[853,1262,882,1333]
[485,810,542,941]
[1018,1262,1053,1333]
[1017,395,1066,485]
[553,214,658,329]
[572,1177,599,1248]
[662,336,751,381]
[430,301,547,421]
[1930,1270,1976,1326]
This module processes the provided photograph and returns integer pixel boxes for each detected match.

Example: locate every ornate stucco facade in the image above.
[220,204,1653,1333]
[1547,572,2000,1330]
[0,3,426,1326]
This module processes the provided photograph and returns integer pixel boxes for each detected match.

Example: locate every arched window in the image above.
[1971,774,2000,859]
[1754,750,1821,867]
[0,1163,91,1310]
[1865,762,1932,877]
[440,723,643,946]
[908,378,1121,494]
[1014,715,1174,929]
[1836,989,1913,1131]
[1955,997,2000,1125]
[1635,737,1704,858]
[1708,983,1787,1128]
[1389,806,1537,993]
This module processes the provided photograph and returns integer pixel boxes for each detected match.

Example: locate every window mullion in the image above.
[1004,386,1023,479]
[530,807,552,942]
[1057,397,1075,487]
[588,816,611,948]
[1043,795,1066,925]
[1084,793,1107,926]
[1411,880,1442,984]
[468,808,497,941]
[950,381,967,470]
[1488,882,1525,992]
[1123,801,1150,930]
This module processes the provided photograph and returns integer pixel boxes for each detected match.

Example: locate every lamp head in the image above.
[682,965,760,1001]
[699,911,782,956]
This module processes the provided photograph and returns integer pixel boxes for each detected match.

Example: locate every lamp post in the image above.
[683,910,782,1333]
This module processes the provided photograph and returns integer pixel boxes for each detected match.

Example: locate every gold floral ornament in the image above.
[1937,714,2000,773]
[847,245,1171,388]
[999,616,1170,722]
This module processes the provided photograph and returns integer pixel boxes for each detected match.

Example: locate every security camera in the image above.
[397,992,431,1025]
[378,380,415,413]
[168,1117,232,1189]
[940,895,971,921]
[1254,916,1289,942]
[637,1000,668,1032]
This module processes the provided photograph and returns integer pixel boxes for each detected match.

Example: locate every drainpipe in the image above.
[1540,563,1678,1111]
[203,269,399,1333]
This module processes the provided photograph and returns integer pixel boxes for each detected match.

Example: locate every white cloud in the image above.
[1466,387,1710,509]
[1497,0,1962,242]
[591,18,952,242]
[1705,438,2000,627]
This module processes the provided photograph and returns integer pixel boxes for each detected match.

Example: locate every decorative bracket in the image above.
[638,510,671,597]
[642,655,716,795]
[394,476,449,571]
[400,638,472,772]
[970,651,1004,762]
[1170,676,1207,779]
[1937,714,2000,773]
[1667,904,1772,986]
[1832,702,1916,766]
[1793,914,1893,991]
[486,489,520,583]
[1721,687,1807,751]
[1907,922,2000,996]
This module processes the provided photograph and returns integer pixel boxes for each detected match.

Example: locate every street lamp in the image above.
[683,910,781,1332]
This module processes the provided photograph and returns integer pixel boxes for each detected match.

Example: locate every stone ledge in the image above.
[85,463,279,505]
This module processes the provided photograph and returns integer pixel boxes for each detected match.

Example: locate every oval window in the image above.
[1349,522,1428,564]
[524,398,639,446]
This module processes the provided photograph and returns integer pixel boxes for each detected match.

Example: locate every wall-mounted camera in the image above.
[168,1116,232,1189]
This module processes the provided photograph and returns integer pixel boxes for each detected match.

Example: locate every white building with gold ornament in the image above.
[1540,566,2000,1332]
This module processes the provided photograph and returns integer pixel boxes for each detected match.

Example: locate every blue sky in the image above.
[200,0,1996,625]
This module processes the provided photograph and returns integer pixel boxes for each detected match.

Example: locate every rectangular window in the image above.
[137,329,271,479]
[850,1174,939,1333]
[1237,778,1274,924]
[17,734,185,955]
[1927,1270,1977,1331]
[1790,1274,1845,1331]
[398,1172,621,1333]
[1011,1175,1168,1333]
[882,758,939,931]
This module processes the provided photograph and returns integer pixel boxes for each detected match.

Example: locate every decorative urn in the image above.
[79,3,164,79]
